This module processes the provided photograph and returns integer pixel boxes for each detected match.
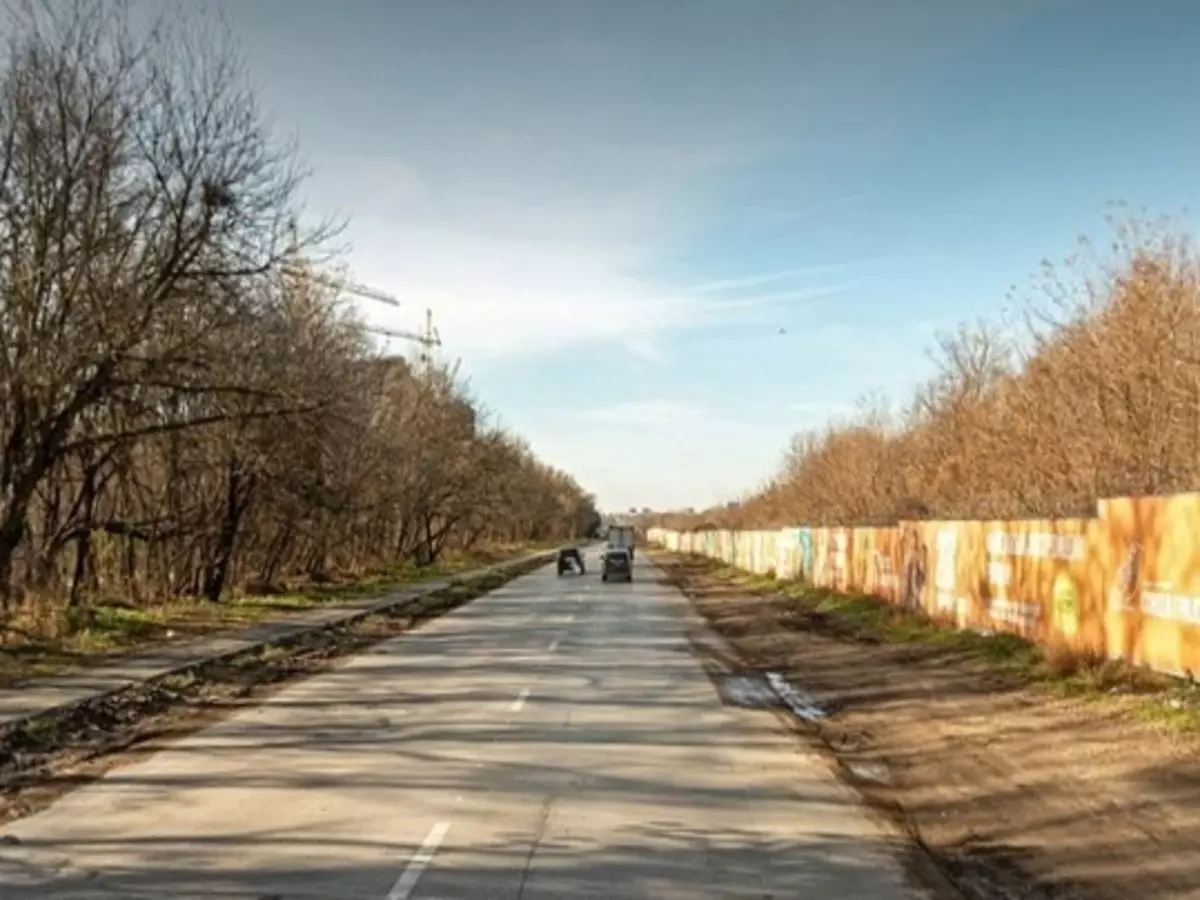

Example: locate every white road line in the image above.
[510,687,531,712]
[387,821,451,899]
[548,636,561,652]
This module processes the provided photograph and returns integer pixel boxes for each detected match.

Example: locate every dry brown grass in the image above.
[0,544,548,687]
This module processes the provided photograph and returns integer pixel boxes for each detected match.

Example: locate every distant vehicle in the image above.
[601,547,633,583]
[557,546,585,576]
[606,524,636,561]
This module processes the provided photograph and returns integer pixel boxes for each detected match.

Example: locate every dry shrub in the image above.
[652,209,1200,532]
[2,591,70,643]
[1042,641,1109,679]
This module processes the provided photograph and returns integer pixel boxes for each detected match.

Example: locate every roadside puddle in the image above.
[765,671,827,721]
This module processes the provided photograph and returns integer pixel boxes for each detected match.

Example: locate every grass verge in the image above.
[666,551,1200,735]
[0,543,550,688]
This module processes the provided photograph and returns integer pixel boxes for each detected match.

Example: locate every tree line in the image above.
[0,1,598,614]
[654,211,1200,533]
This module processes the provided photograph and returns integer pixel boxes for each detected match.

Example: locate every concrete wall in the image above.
[649,492,1200,678]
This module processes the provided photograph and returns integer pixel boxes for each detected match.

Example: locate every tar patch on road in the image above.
[712,673,786,710]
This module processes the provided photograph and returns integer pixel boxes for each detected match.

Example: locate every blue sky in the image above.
[201,0,1200,512]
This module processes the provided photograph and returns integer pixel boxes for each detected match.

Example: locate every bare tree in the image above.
[0,2,600,631]
[0,1,309,601]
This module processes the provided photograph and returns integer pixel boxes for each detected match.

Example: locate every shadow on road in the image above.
[2,827,937,899]
[0,559,943,899]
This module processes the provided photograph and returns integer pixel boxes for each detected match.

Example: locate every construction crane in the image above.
[280,262,401,309]
[280,231,441,368]
[362,307,442,369]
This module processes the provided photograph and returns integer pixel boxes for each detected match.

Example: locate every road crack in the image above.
[516,793,555,899]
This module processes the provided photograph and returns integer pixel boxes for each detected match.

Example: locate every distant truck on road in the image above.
[606,524,636,560]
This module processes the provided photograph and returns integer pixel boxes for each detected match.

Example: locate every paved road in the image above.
[1,552,932,899]
[0,557,548,728]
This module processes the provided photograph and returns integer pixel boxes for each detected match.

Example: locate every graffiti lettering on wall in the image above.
[647,492,1200,678]
[934,527,961,616]
[1108,542,1141,613]
[900,523,927,612]
[1142,587,1200,624]
[830,530,847,589]
[872,551,898,596]
[774,528,815,583]
[1052,571,1081,637]
[797,529,813,582]
[814,530,848,590]
[985,573,1047,631]
[990,598,1044,628]
[984,528,1066,633]
[985,531,1085,561]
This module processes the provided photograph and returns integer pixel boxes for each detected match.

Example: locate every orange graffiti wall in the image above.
[647,490,1200,678]
[1100,494,1200,676]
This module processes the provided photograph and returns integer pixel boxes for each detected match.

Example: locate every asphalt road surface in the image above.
[1,552,933,899]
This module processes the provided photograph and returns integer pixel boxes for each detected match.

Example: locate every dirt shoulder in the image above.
[653,550,1200,900]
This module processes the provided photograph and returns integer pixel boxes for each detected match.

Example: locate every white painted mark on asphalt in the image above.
[510,687,531,712]
[387,821,450,899]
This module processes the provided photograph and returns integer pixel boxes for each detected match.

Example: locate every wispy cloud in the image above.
[215,0,1062,510]
[341,216,704,362]
[325,137,772,362]
[234,0,975,369]
[685,260,884,295]
[339,213,876,365]
[697,282,860,314]
[618,334,671,365]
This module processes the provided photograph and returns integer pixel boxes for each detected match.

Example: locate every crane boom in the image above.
[282,249,440,368]
[280,263,401,308]
[364,325,425,343]
[364,314,442,367]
